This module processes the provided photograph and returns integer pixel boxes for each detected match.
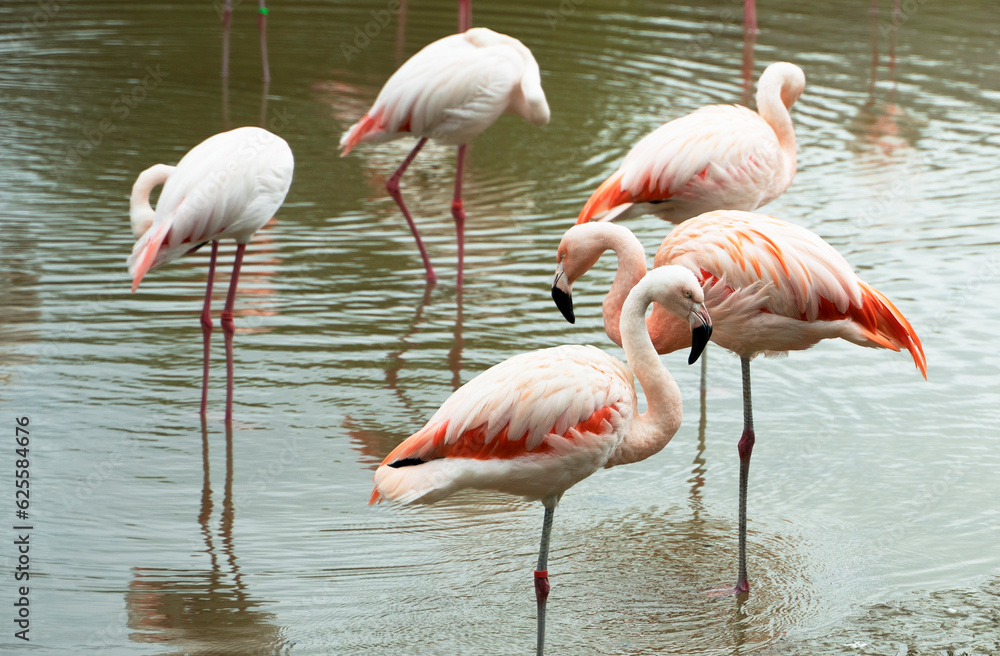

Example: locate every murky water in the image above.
[1,0,998,653]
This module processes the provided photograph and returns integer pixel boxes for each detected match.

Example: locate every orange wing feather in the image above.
[577,172,650,224]
[130,221,173,292]
[827,281,927,379]
[339,110,385,156]
[369,405,618,505]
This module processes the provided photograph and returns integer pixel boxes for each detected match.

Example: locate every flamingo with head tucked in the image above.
[576,62,805,224]
[340,27,549,287]
[370,266,712,656]
[552,212,926,593]
[128,126,294,423]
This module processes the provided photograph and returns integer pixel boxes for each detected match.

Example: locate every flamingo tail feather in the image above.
[129,221,172,293]
[577,172,632,224]
[858,281,927,379]
[340,111,383,156]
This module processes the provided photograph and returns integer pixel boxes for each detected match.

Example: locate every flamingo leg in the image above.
[744,0,757,34]
[458,0,471,32]
[699,343,708,394]
[386,137,437,284]
[736,356,755,594]
[452,145,467,288]
[221,0,232,78]
[258,0,271,83]
[534,504,555,656]
[200,241,219,415]
[220,243,246,423]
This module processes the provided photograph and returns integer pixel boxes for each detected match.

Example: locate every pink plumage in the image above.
[339,27,549,286]
[553,213,926,377]
[649,211,926,375]
[370,345,638,506]
[577,62,805,224]
[340,28,549,155]
[128,127,294,292]
[552,212,926,594]
[126,126,294,422]
[370,266,713,652]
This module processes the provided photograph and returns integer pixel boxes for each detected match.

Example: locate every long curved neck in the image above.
[756,74,797,166]
[598,227,648,348]
[130,164,174,238]
[607,286,683,467]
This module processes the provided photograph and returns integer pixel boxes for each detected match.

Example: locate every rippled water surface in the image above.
[1,0,999,654]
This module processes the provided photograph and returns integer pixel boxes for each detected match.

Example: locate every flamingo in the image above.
[128,127,294,423]
[340,27,550,286]
[370,266,712,656]
[576,62,805,224]
[221,0,271,82]
[552,212,926,593]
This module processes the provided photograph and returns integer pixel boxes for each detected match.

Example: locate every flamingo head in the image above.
[551,224,615,324]
[640,266,713,364]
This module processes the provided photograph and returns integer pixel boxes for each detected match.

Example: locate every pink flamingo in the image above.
[128,127,294,422]
[370,266,712,656]
[552,212,926,593]
[576,62,805,224]
[340,27,550,287]
[221,0,271,81]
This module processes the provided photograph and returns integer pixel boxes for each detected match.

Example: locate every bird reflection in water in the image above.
[125,421,287,654]
[849,0,921,161]
[347,285,466,468]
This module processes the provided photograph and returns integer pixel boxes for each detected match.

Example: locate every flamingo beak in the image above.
[551,263,575,324]
[688,303,712,365]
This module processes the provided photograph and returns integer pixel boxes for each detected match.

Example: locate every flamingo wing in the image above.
[658,211,862,320]
[371,344,636,504]
[657,211,926,376]
[578,105,783,223]
[128,127,294,291]
[340,29,534,153]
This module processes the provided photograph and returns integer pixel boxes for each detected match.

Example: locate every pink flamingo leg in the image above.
[220,243,246,423]
[387,137,437,284]
[452,145,467,288]
[200,242,220,415]
[735,356,755,594]
[458,0,471,32]
[258,0,271,83]
[534,505,554,656]
[744,0,757,34]
[221,0,232,77]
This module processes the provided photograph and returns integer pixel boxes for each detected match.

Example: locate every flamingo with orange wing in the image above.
[552,211,926,593]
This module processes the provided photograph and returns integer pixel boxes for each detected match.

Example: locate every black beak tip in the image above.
[688,324,712,365]
[551,286,575,324]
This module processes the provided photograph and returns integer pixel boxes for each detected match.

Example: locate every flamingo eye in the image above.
[559,250,567,262]
[684,290,692,298]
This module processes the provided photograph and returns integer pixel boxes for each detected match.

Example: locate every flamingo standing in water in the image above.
[370,267,712,656]
[576,62,805,224]
[340,27,550,287]
[552,212,926,593]
[128,127,294,422]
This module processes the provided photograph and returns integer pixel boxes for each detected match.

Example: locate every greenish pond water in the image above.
[1,0,998,654]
